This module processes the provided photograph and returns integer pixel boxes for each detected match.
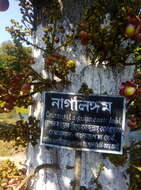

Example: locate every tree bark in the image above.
[27,1,135,189]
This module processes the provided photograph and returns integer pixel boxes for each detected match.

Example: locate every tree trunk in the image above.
[27,1,135,189]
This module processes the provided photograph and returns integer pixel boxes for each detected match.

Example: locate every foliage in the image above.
[0,160,27,190]
[118,73,141,189]
[105,149,128,167]
[0,42,31,57]
[0,42,35,112]
[0,55,16,70]
[92,163,104,190]
[0,69,32,112]
[104,143,141,190]
[0,42,55,113]
[19,0,34,30]
[5,1,76,83]
[127,145,141,190]
[42,22,76,80]
[78,83,93,96]
[0,116,40,147]
[0,42,32,71]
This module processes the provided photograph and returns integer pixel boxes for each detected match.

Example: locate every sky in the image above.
[0,0,21,44]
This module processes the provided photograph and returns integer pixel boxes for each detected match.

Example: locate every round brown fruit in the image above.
[79,31,89,40]
[0,0,9,11]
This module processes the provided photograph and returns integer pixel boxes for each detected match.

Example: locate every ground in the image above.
[0,151,26,168]
[0,140,26,169]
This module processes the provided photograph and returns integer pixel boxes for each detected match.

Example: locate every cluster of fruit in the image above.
[0,70,32,113]
[119,72,141,130]
[119,81,137,99]
[125,14,141,43]
[78,0,141,66]
[0,160,27,190]
[45,53,75,81]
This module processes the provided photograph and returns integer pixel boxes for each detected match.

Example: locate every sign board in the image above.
[40,92,126,154]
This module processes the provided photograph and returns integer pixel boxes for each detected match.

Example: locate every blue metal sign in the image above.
[40,92,126,154]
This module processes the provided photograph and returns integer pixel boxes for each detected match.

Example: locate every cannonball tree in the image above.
[0,0,141,190]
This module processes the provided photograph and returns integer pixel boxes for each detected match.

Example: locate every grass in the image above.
[0,107,28,124]
[0,107,28,119]
[15,106,28,115]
